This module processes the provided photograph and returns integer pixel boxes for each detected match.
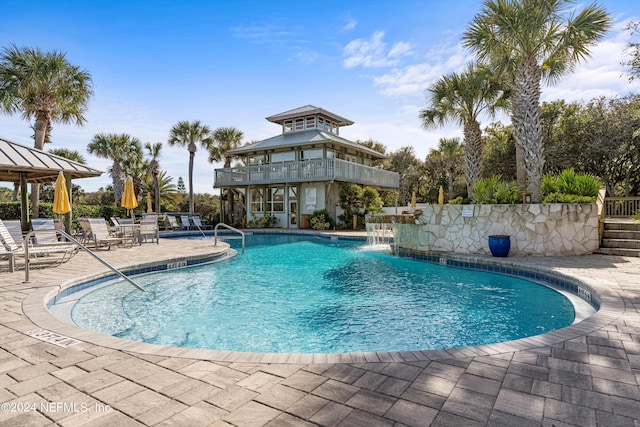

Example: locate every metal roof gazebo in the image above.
[0,137,103,230]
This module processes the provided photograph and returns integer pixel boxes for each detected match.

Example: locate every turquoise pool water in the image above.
[69,234,576,354]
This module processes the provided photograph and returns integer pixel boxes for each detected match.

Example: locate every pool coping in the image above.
[23,236,625,365]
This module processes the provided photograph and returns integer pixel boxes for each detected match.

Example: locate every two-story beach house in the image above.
[213,105,400,228]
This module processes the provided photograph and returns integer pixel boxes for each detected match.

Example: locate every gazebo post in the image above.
[19,172,29,232]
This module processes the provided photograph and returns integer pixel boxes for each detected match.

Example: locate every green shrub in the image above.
[473,176,523,204]
[310,214,330,230]
[542,192,596,203]
[542,168,600,197]
[310,209,334,229]
[246,213,278,228]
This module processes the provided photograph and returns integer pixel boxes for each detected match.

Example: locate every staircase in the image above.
[597,219,640,257]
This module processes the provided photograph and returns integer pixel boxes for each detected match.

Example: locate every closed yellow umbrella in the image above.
[146,193,153,213]
[122,176,138,219]
[438,186,444,205]
[53,171,71,215]
[410,191,416,209]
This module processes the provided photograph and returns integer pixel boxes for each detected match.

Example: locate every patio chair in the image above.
[85,218,126,250]
[0,219,78,272]
[32,218,70,246]
[139,218,159,244]
[166,215,181,231]
[191,215,212,230]
[180,215,192,230]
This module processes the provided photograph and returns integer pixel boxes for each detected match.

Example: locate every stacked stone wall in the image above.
[392,204,599,256]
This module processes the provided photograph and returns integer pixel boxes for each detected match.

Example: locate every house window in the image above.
[284,120,293,133]
[250,188,264,213]
[301,149,323,160]
[271,152,295,163]
[248,155,266,165]
[267,187,285,212]
[294,118,304,131]
[305,116,316,129]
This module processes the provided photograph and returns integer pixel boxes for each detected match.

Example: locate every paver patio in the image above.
[0,235,639,426]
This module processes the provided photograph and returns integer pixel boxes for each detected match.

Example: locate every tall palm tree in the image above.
[463,0,611,202]
[145,142,162,214]
[88,133,142,203]
[0,44,93,217]
[168,120,212,216]
[433,138,464,200]
[208,126,244,167]
[208,127,243,223]
[49,148,85,231]
[121,145,147,199]
[420,63,505,198]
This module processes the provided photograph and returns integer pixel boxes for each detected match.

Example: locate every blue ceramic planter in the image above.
[488,235,511,257]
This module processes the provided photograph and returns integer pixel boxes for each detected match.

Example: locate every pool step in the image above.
[597,219,640,257]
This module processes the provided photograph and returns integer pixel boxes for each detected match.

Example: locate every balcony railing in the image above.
[214,158,399,189]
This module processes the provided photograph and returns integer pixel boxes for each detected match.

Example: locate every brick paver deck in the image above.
[1,236,639,426]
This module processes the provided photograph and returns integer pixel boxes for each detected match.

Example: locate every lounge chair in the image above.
[0,219,78,272]
[165,215,181,230]
[180,215,192,230]
[31,218,70,246]
[192,216,212,230]
[139,218,159,244]
[82,218,126,250]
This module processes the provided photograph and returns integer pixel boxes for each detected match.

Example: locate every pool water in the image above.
[70,234,576,354]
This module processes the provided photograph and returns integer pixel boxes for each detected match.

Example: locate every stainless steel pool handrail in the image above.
[23,229,146,291]
[214,223,245,255]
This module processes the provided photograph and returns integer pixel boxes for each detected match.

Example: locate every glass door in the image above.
[289,201,297,228]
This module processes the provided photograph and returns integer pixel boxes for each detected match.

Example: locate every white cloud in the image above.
[342,19,357,31]
[342,31,412,69]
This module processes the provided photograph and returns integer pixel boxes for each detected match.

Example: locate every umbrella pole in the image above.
[64,172,72,233]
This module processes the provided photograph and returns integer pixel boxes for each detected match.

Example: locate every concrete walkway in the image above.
[0,237,639,426]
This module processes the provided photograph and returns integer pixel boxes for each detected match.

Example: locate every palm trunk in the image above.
[463,120,483,199]
[112,162,124,203]
[188,146,195,217]
[515,141,527,189]
[30,113,49,218]
[154,176,161,214]
[512,56,544,202]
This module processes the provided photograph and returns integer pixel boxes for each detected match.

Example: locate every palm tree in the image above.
[432,138,464,200]
[463,0,611,202]
[121,144,147,199]
[168,120,212,216]
[0,44,93,217]
[208,126,244,167]
[145,142,162,214]
[142,171,182,211]
[88,133,142,203]
[420,63,505,198]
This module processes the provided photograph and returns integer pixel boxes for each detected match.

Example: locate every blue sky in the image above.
[1,0,639,194]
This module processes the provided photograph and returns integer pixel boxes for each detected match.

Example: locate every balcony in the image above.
[214,158,399,189]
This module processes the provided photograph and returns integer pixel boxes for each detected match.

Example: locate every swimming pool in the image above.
[53,234,587,354]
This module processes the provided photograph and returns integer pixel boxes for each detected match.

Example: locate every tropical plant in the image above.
[168,120,212,216]
[88,133,142,203]
[428,137,465,200]
[420,63,506,198]
[623,20,640,81]
[463,0,611,202]
[145,142,162,213]
[310,209,335,230]
[473,175,522,204]
[0,44,93,217]
[208,126,243,168]
[121,144,147,199]
[541,168,601,198]
[361,186,383,213]
[382,146,422,205]
[141,170,181,211]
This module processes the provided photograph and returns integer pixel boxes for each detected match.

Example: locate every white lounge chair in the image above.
[83,218,126,250]
[191,216,212,230]
[180,215,192,230]
[31,218,69,246]
[0,219,78,272]
[139,218,159,244]
[165,215,181,230]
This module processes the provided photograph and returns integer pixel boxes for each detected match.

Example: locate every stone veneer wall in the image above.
[393,204,599,256]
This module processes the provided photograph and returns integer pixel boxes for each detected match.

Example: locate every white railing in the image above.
[214,223,245,255]
[214,158,399,189]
